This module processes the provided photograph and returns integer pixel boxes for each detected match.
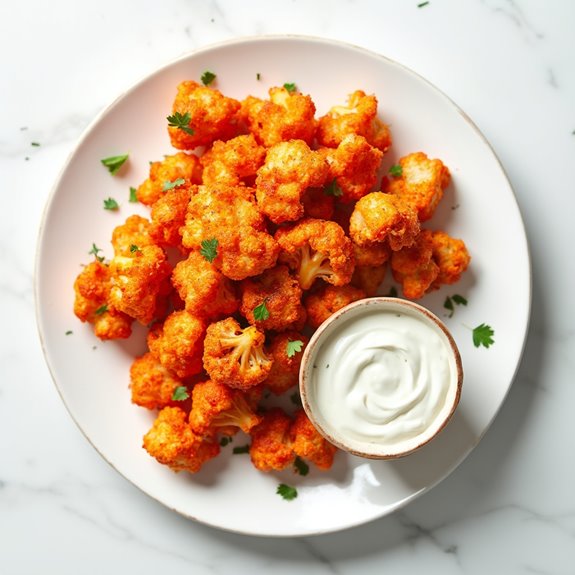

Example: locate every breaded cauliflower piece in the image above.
[349,192,420,251]
[302,187,335,220]
[317,90,392,152]
[73,260,133,340]
[167,80,241,150]
[200,134,266,186]
[290,409,337,470]
[130,351,189,410]
[111,214,155,257]
[189,379,262,437]
[108,245,172,326]
[239,265,305,332]
[430,230,471,287]
[203,317,272,391]
[322,134,383,203]
[172,251,239,321]
[264,331,309,396]
[152,310,206,378]
[353,240,391,268]
[149,186,193,249]
[304,284,366,329]
[249,407,295,472]
[143,406,220,473]
[391,230,439,299]
[181,184,279,281]
[255,139,329,224]
[136,152,202,206]
[350,264,388,296]
[241,86,316,147]
[384,152,451,222]
[275,218,355,290]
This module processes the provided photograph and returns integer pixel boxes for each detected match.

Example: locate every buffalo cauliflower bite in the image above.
[255,139,329,224]
[239,265,305,332]
[149,186,193,249]
[181,184,279,281]
[302,187,335,220]
[203,317,272,391]
[383,152,451,222]
[167,80,241,150]
[249,407,295,472]
[264,330,309,395]
[143,406,219,473]
[189,379,262,437]
[350,264,388,296]
[322,134,383,203]
[275,218,355,290]
[111,214,155,257]
[136,152,202,206]
[317,90,392,152]
[349,192,420,251]
[241,86,316,147]
[304,284,366,329]
[172,251,239,320]
[200,134,266,186]
[290,409,337,470]
[430,230,471,287]
[73,260,133,340]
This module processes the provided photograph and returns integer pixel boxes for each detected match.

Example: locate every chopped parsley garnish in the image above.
[65,330,73,336]
[389,164,403,177]
[129,244,141,253]
[444,294,467,317]
[253,301,270,321]
[290,392,302,406]
[220,436,233,447]
[256,72,261,81]
[167,112,194,136]
[294,456,309,477]
[386,285,398,297]
[283,82,297,93]
[277,483,298,501]
[101,154,129,175]
[472,323,495,348]
[171,386,189,401]
[232,445,250,454]
[286,339,304,358]
[417,1,430,7]
[201,70,216,86]
[89,243,105,262]
[31,142,40,147]
[103,197,119,210]
[94,304,108,316]
[200,238,219,263]
[162,178,186,191]
[325,179,343,197]
[129,187,138,203]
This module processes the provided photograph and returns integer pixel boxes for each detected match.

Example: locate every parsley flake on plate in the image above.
[103,197,119,210]
[201,70,216,86]
[233,445,250,455]
[389,164,403,177]
[89,243,105,263]
[283,82,297,93]
[472,323,495,348]
[167,112,194,136]
[200,238,219,263]
[286,339,304,358]
[294,456,309,477]
[129,187,138,203]
[277,483,298,501]
[101,154,129,175]
[171,386,189,401]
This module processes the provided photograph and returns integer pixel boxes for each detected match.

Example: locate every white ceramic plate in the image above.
[35,36,531,537]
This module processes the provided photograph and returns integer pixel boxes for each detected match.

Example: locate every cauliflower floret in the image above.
[143,406,220,473]
[152,310,206,378]
[349,192,420,251]
[322,134,383,203]
[290,410,337,470]
[255,139,329,224]
[317,90,392,152]
[430,230,471,287]
[203,317,272,391]
[189,379,262,437]
[108,245,172,325]
[275,218,355,290]
[73,260,133,340]
[111,215,155,257]
[241,86,316,147]
[167,81,241,150]
[383,152,451,222]
[181,184,279,281]
[239,265,305,332]
[302,187,335,220]
[304,284,366,329]
[249,407,295,472]
[136,152,202,206]
[350,264,388,296]
[149,186,193,250]
[172,251,239,321]
[201,134,266,186]
[264,331,309,396]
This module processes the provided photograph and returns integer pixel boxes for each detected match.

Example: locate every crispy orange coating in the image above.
[275,218,355,290]
[290,409,337,470]
[200,134,266,186]
[241,86,316,147]
[239,265,305,332]
[430,230,471,287]
[153,310,206,378]
[350,263,388,296]
[168,81,241,150]
[111,214,155,257]
[264,330,309,395]
[249,407,295,472]
[349,192,420,251]
[181,184,279,281]
[143,406,219,473]
[172,251,239,320]
[255,139,329,224]
[317,90,392,152]
[136,152,202,206]
[73,260,133,340]
[322,134,383,203]
[189,379,262,437]
[353,240,391,268]
[304,284,366,329]
[149,186,192,249]
[203,317,272,391]
[302,187,335,220]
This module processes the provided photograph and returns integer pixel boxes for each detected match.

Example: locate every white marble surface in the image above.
[1,0,574,573]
